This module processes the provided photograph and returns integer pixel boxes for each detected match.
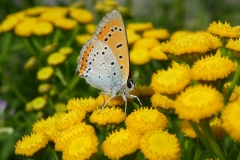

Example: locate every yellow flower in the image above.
[54,18,78,30]
[143,29,169,40]
[151,94,174,110]
[0,16,19,32]
[102,128,140,159]
[151,65,190,94]
[132,38,160,50]
[55,123,96,151]
[32,21,53,36]
[42,43,58,54]
[223,83,240,102]
[37,66,54,81]
[25,6,48,16]
[190,55,236,81]
[210,117,226,139]
[15,133,48,157]
[14,17,38,37]
[38,83,51,93]
[226,38,240,58]
[207,21,240,38]
[89,107,126,125]
[130,85,154,97]
[59,47,73,56]
[174,85,224,123]
[32,117,58,141]
[130,48,151,65]
[75,34,92,45]
[39,7,68,23]
[170,30,192,40]
[66,97,97,112]
[127,22,153,32]
[30,96,47,110]
[140,130,181,160]
[149,44,168,60]
[181,121,198,138]
[7,11,25,21]
[126,29,141,45]
[55,110,86,132]
[95,94,125,107]
[47,52,67,66]
[62,133,99,160]
[70,8,93,23]
[85,23,96,34]
[221,102,240,142]
[54,103,67,113]
[125,108,168,134]
[24,56,37,70]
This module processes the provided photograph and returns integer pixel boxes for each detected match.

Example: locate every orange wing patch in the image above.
[78,43,94,74]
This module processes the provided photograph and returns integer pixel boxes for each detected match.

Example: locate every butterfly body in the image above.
[76,10,142,112]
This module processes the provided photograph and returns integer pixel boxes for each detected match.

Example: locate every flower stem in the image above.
[55,67,67,86]
[31,36,43,52]
[53,28,62,44]
[22,38,37,57]
[224,60,240,105]
[65,25,80,47]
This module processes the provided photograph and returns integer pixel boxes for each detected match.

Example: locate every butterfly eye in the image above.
[127,79,135,89]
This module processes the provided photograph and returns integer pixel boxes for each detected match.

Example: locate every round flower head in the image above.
[39,7,68,23]
[221,102,240,142]
[62,132,99,160]
[95,94,125,107]
[130,48,151,65]
[127,22,153,32]
[174,85,224,123]
[1,16,20,32]
[54,18,78,30]
[24,56,37,70]
[226,38,240,58]
[15,133,48,157]
[59,47,73,56]
[32,21,53,36]
[132,38,160,50]
[151,65,190,95]
[127,29,141,45]
[223,83,240,102]
[66,97,97,112]
[125,108,168,134]
[70,8,93,23]
[32,117,58,141]
[76,34,92,45]
[55,123,96,151]
[38,83,51,94]
[143,28,169,40]
[47,52,67,66]
[210,117,226,139]
[54,103,66,113]
[207,21,240,39]
[89,107,126,125]
[191,55,236,81]
[149,44,168,61]
[55,110,86,132]
[140,130,181,160]
[30,96,47,110]
[102,128,140,159]
[181,121,198,138]
[85,23,96,34]
[170,30,192,40]
[14,17,38,37]
[25,6,48,16]
[37,66,54,81]
[151,94,174,110]
[42,43,58,54]
[130,85,154,97]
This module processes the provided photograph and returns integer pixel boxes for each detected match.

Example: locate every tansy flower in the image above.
[30,96,47,110]
[15,133,48,157]
[132,38,160,50]
[140,130,181,160]
[39,7,68,23]
[32,21,53,36]
[127,22,153,32]
[85,23,96,34]
[170,30,192,40]
[42,43,58,54]
[38,83,51,94]
[221,102,240,142]
[95,94,125,107]
[130,48,151,65]
[102,128,140,159]
[226,38,240,58]
[94,1,114,13]
[89,107,126,125]
[7,11,25,21]
[54,18,78,30]
[66,97,97,112]
[223,83,239,103]
[0,16,19,32]
[14,17,38,37]
[37,66,54,81]
[130,85,154,97]
[75,34,92,45]
[70,8,94,23]
[151,94,174,110]
[55,110,86,132]
[125,108,168,134]
[149,44,168,60]
[151,65,190,95]
[59,47,73,56]
[62,133,99,160]
[174,85,224,123]
[210,117,226,139]
[55,123,96,151]
[181,121,198,138]
[25,6,48,16]
[143,28,169,40]
[32,117,58,141]
[190,55,236,81]
[47,52,67,66]
[24,56,37,70]
[126,29,141,45]
[54,103,66,113]
[207,21,240,39]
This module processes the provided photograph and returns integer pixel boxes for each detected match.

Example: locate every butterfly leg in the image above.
[128,94,143,106]
[99,93,117,112]
[121,95,128,113]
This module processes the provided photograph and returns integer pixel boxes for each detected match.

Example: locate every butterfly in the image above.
[76,10,142,113]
